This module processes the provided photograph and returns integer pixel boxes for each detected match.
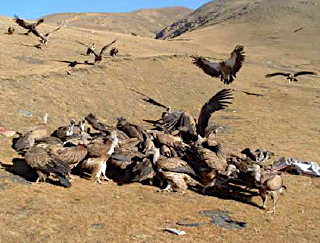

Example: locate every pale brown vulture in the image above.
[265,71,317,82]
[192,45,245,84]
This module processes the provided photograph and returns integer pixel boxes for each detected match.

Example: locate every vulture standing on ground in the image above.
[24,146,71,187]
[77,40,117,63]
[80,131,119,183]
[265,71,317,82]
[147,148,199,192]
[192,45,245,84]
[6,27,15,35]
[110,47,119,57]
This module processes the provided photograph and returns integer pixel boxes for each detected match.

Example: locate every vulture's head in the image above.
[116,117,128,129]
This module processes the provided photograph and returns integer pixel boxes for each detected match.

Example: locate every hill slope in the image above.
[44,7,192,37]
[156,0,320,39]
[0,5,320,242]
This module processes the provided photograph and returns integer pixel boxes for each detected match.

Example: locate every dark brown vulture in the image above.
[159,89,233,141]
[110,47,119,57]
[24,146,71,187]
[77,40,117,63]
[192,45,245,84]
[6,26,15,35]
[265,71,317,82]
[14,15,44,35]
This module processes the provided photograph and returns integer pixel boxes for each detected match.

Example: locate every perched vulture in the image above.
[265,71,317,82]
[147,148,199,192]
[192,45,245,84]
[6,26,15,35]
[77,40,117,63]
[80,131,119,183]
[24,146,71,187]
[110,47,119,57]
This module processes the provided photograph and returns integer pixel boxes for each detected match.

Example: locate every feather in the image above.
[192,56,221,78]
[197,89,233,137]
[294,71,317,77]
[265,72,290,78]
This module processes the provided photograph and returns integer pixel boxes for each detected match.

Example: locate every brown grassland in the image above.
[0,1,319,242]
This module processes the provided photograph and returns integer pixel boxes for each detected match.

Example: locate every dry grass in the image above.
[0,3,320,241]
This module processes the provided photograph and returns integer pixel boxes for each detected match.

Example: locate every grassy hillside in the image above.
[0,2,319,241]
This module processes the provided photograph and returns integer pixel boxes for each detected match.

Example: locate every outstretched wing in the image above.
[197,89,233,137]
[14,15,31,29]
[225,45,246,77]
[45,25,62,36]
[35,18,44,27]
[265,72,290,78]
[130,88,168,109]
[99,39,117,56]
[192,56,221,78]
[294,71,317,77]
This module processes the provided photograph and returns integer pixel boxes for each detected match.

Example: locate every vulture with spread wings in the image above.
[15,16,62,45]
[77,40,117,63]
[192,45,245,85]
[14,15,44,35]
[265,71,317,82]
[136,89,233,141]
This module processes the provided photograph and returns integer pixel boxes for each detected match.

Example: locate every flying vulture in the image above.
[14,15,44,35]
[265,71,317,82]
[192,45,245,84]
[77,40,117,63]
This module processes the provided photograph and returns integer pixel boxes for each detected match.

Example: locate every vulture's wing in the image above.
[45,25,62,36]
[192,56,221,78]
[99,39,117,56]
[225,45,246,77]
[130,88,168,109]
[294,71,317,77]
[35,18,44,27]
[14,15,32,29]
[265,72,290,78]
[197,89,233,137]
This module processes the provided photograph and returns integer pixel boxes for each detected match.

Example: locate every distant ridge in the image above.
[155,0,320,39]
[44,7,192,37]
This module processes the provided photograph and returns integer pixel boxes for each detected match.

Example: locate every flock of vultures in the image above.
[5,16,319,214]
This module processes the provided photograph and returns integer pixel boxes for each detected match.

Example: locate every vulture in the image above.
[14,15,44,35]
[6,26,15,35]
[77,40,117,63]
[12,113,50,154]
[161,89,233,140]
[133,88,233,141]
[147,148,199,192]
[80,131,119,183]
[86,43,96,55]
[24,146,71,187]
[192,45,245,84]
[14,16,61,45]
[265,71,317,82]
[110,47,119,57]
[116,117,153,152]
